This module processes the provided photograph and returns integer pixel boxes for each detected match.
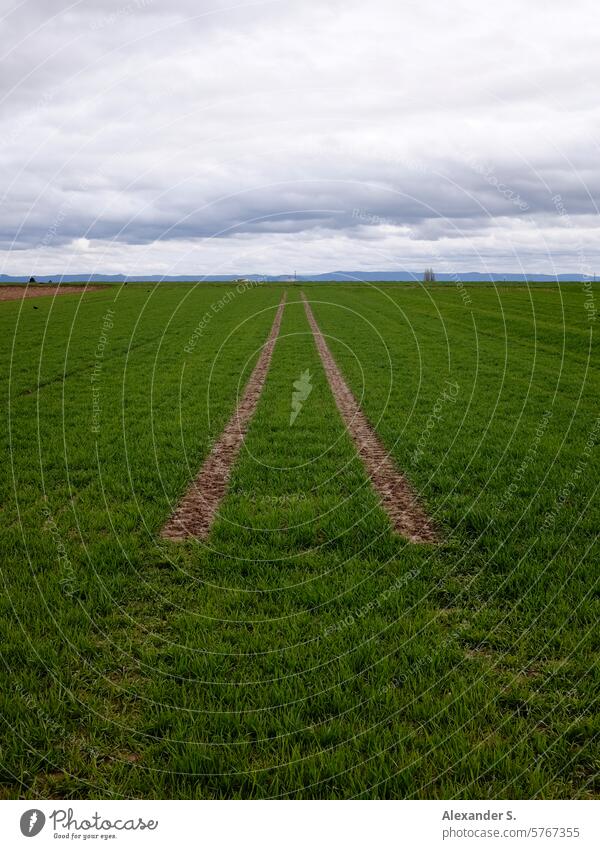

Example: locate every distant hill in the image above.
[1,271,596,284]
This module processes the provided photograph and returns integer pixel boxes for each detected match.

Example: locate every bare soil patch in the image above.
[302,293,439,543]
[0,285,105,302]
[162,293,287,541]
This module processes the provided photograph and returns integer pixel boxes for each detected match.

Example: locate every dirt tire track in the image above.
[161,293,287,541]
[302,293,439,543]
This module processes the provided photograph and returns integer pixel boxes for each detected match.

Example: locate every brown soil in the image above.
[161,293,287,541]
[302,294,439,543]
[0,285,105,301]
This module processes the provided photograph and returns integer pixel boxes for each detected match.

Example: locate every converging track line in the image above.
[161,293,287,541]
[302,293,439,543]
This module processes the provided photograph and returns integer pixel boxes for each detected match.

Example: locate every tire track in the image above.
[302,293,439,543]
[161,293,287,541]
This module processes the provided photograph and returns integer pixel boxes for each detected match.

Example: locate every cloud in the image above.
[0,0,599,273]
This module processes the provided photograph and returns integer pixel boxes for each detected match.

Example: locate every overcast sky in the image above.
[1,0,599,275]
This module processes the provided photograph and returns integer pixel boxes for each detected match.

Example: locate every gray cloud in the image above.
[1,0,599,272]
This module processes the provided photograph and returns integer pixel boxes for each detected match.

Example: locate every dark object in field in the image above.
[29,276,36,283]
[302,293,438,543]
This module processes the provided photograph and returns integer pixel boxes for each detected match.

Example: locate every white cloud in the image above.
[0,0,599,274]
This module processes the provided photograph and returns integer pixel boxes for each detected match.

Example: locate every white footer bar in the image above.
[0,799,597,848]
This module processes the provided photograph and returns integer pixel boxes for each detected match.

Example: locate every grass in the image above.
[0,280,598,798]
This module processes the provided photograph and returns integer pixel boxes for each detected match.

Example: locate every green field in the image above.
[1,280,598,799]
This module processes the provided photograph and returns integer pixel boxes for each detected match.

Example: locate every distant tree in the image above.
[423,267,436,283]
[29,276,36,283]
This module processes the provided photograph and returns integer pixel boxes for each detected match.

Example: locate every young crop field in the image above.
[0,280,598,799]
